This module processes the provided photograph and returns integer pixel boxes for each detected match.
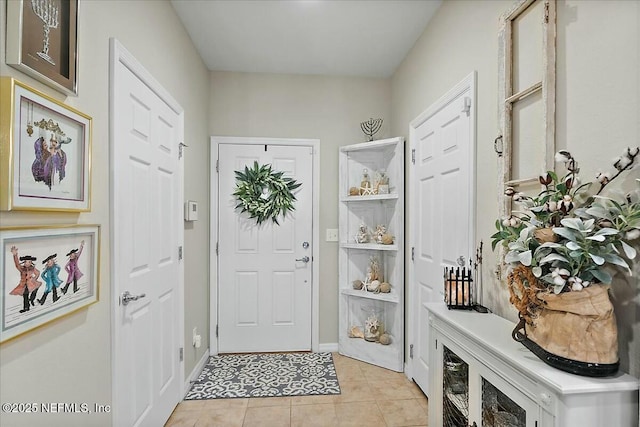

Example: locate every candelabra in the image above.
[360,118,383,142]
[31,0,59,66]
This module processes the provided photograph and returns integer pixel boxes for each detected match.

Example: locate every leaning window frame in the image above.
[496,0,556,275]
[497,0,556,214]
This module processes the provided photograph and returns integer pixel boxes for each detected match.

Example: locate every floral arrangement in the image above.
[491,147,640,294]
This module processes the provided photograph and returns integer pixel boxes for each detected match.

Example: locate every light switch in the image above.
[326,229,339,242]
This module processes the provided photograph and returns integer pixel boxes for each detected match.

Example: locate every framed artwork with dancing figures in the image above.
[0,225,100,343]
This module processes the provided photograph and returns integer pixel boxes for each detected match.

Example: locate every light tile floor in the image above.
[165,352,428,427]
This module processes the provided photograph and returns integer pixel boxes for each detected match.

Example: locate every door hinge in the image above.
[409,344,414,359]
[216,159,219,173]
[544,1,549,23]
[411,247,415,261]
[435,339,438,350]
[462,96,471,116]
[411,149,416,164]
[178,142,188,159]
[179,347,184,362]
[216,324,219,338]
[216,242,219,256]
[178,246,183,261]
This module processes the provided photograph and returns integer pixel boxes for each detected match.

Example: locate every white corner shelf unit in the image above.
[338,137,405,372]
[425,302,639,427]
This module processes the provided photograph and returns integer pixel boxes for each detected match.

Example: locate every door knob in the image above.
[295,256,310,263]
[121,290,146,306]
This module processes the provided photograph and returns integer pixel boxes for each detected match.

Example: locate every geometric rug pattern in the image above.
[184,352,341,400]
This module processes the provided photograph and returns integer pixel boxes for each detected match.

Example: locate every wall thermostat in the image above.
[184,200,198,221]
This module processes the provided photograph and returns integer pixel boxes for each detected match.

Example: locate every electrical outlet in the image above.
[326,228,339,242]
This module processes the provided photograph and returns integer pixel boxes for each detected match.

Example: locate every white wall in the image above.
[391,0,639,376]
[209,71,391,345]
[0,1,210,426]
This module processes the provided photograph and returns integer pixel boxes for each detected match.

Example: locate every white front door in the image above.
[111,40,184,427]
[217,143,313,353]
[410,73,475,396]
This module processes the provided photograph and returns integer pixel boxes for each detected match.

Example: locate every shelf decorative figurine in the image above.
[355,224,370,243]
[375,169,389,194]
[365,256,381,284]
[359,168,375,195]
[374,225,386,244]
[362,307,383,342]
[491,147,639,377]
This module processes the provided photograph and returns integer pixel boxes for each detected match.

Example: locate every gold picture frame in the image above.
[0,224,100,343]
[5,0,79,96]
[0,77,92,212]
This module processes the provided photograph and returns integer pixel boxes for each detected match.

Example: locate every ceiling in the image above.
[170,0,442,78]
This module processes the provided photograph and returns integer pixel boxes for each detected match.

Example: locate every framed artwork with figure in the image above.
[5,0,79,95]
[0,225,100,343]
[0,77,92,212]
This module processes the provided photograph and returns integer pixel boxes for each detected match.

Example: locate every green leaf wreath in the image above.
[233,161,302,225]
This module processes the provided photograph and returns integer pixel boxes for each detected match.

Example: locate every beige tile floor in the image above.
[165,352,428,427]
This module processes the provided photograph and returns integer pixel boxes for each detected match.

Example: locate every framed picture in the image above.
[5,0,79,96]
[0,77,92,212]
[0,224,100,343]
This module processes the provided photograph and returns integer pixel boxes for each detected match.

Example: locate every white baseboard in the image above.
[183,348,210,397]
[319,342,338,353]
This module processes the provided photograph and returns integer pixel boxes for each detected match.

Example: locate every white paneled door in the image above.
[218,143,313,353]
[410,73,475,396]
[111,40,183,427]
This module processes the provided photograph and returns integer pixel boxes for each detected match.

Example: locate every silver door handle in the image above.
[295,256,310,263]
[121,290,146,306]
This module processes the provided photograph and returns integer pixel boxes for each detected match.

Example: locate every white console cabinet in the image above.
[426,302,639,427]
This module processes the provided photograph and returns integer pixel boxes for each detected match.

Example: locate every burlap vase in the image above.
[508,266,619,377]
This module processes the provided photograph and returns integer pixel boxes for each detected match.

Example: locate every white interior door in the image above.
[111,40,184,427]
[217,143,313,353]
[410,73,475,396]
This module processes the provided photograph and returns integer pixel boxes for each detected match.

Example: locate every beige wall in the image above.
[1,1,638,425]
[0,1,210,426]
[391,0,639,375]
[209,71,391,344]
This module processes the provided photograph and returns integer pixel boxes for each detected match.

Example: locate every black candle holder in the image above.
[444,266,473,310]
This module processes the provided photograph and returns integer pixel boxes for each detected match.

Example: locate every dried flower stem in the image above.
[596,149,638,195]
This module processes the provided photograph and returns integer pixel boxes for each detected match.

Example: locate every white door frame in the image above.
[209,136,320,355]
[109,38,185,424]
[406,71,477,381]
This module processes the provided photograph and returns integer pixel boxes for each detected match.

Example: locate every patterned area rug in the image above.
[185,352,341,400]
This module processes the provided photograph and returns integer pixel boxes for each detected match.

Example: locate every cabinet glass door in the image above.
[481,377,526,426]
[443,346,469,427]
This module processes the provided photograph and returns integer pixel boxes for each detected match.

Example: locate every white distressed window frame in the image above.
[497,0,557,217]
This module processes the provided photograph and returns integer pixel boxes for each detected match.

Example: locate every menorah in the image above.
[360,118,383,142]
[31,0,59,66]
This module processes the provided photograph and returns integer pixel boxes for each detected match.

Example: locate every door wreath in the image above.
[233,161,301,225]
